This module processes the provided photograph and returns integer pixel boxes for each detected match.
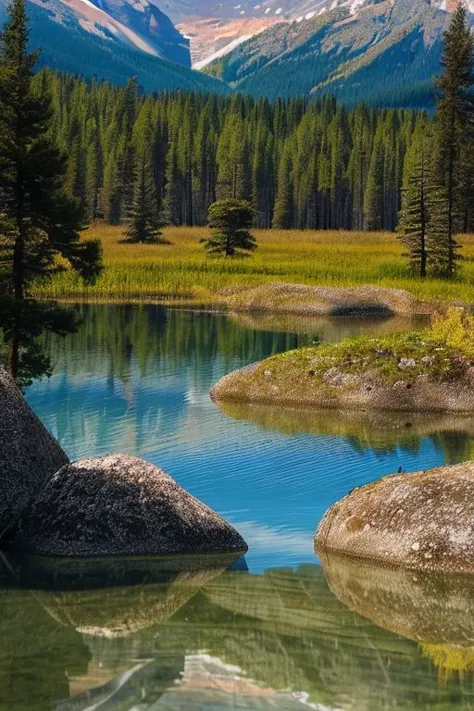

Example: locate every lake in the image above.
[5,303,474,709]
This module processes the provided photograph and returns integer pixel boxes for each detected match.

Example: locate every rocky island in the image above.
[315,461,474,573]
[211,309,474,413]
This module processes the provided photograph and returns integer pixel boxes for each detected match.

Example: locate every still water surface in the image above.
[6,304,474,709]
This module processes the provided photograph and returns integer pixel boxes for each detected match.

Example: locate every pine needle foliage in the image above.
[434,1,474,277]
[125,160,166,244]
[204,199,256,257]
[0,0,102,381]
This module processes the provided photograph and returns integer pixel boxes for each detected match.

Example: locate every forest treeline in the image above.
[35,69,433,233]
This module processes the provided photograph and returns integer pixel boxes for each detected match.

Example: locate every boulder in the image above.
[315,461,474,573]
[0,368,68,536]
[18,454,248,557]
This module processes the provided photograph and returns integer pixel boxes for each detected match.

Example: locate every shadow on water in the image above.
[2,552,474,710]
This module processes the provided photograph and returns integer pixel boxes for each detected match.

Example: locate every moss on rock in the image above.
[211,312,474,413]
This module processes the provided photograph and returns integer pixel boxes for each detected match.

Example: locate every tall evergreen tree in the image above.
[435,1,474,277]
[0,0,102,380]
[273,146,294,229]
[398,131,432,277]
[125,158,165,244]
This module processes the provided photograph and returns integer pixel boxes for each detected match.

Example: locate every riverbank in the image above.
[211,311,474,413]
[32,225,474,306]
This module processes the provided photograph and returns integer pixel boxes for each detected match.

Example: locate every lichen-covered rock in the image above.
[211,336,474,412]
[18,454,248,557]
[0,368,68,536]
[315,461,474,573]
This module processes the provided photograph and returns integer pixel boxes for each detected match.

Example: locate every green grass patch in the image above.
[32,225,474,304]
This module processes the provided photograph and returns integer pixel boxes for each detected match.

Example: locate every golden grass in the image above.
[32,225,474,304]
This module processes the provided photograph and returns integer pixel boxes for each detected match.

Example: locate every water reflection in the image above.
[2,555,474,710]
[321,552,474,684]
[25,305,473,572]
[216,402,474,462]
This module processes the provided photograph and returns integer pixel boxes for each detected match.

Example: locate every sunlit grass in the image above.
[32,224,474,304]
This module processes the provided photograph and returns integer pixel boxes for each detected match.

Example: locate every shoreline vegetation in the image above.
[32,225,474,308]
[211,310,474,414]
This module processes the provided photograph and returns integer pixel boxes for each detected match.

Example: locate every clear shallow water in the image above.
[6,303,474,710]
[27,305,462,572]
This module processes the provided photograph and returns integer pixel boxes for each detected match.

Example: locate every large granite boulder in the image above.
[0,368,68,536]
[315,461,474,573]
[18,454,247,557]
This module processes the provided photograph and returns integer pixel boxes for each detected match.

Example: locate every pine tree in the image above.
[162,141,182,226]
[434,2,474,277]
[424,187,451,277]
[398,134,431,277]
[273,146,294,229]
[364,123,385,231]
[125,159,165,244]
[204,199,256,257]
[0,0,102,380]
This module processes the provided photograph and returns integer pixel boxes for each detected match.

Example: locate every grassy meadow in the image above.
[33,225,474,305]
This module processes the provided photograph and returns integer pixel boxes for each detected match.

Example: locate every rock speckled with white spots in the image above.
[315,461,474,573]
[0,368,68,536]
[18,454,248,557]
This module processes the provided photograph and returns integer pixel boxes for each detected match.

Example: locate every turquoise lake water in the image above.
[4,303,473,709]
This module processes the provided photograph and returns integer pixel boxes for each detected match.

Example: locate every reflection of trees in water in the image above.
[217,400,474,464]
[1,302,311,389]
[0,298,78,387]
[4,560,474,711]
[44,305,309,384]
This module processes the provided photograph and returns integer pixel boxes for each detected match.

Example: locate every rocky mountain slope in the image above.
[203,0,466,106]
[0,0,227,94]
[156,0,474,68]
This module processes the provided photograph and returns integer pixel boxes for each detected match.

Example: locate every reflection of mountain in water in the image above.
[2,557,474,710]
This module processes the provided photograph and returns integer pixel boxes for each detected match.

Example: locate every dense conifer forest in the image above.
[37,69,433,233]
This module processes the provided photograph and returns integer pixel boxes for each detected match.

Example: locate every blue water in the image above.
[26,304,450,573]
[4,303,474,710]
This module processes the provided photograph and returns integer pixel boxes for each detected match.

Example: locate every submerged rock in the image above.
[0,368,68,537]
[18,454,247,557]
[315,461,474,573]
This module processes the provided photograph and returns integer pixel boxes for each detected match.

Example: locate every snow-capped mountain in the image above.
[0,0,228,94]
[31,0,191,64]
[201,0,471,106]
[152,0,474,67]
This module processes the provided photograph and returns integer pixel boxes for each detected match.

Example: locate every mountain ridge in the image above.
[202,0,463,106]
[0,0,229,94]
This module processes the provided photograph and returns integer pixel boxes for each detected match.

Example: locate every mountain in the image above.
[153,0,474,69]
[202,0,469,107]
[0,0,228,94]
